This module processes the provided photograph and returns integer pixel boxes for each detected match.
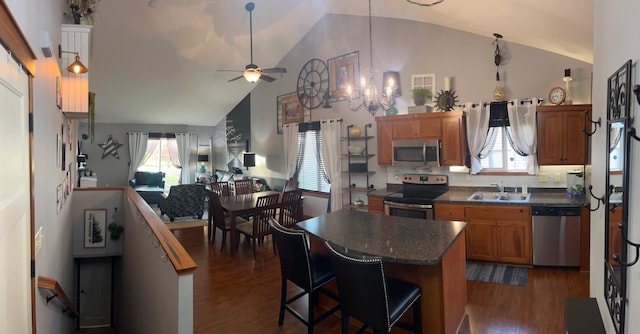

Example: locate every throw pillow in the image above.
[146,172,163,187]
[135,172,148,185]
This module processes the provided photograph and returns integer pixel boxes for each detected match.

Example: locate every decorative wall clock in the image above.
[548,86,566,105]
[434,89,459,111]
[296,58,329,110]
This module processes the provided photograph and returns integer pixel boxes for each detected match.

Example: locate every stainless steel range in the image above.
[383,174,449,220]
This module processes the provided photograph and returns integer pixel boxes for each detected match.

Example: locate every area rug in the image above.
[466,261,528,286]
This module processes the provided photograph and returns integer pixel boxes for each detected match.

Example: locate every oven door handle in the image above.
[384,201,433,209]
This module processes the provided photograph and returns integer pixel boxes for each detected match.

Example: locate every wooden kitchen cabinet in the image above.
[440,116,467,166]
[465,205,532,265]
[537,104,591,165]
[375,111,465,166]
[367,196,384,215]
[434,203,465,221]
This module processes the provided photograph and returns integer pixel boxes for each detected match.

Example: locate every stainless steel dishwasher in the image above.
[532,206,581,266]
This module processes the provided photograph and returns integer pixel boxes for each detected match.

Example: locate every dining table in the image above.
[297,208,467,334]
[218,190,282,256]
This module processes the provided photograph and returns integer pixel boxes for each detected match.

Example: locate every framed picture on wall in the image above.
[56,76,62,110]
[84,209,107,248]
[276,92,304,134]
[328,51,359,101]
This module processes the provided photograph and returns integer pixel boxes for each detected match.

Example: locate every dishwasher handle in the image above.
[531,206,581,216]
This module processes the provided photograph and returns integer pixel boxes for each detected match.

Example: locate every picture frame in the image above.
[328,51,359,101]
[56,76,62,110]
[84,209,107,248]
[276,92,304,134]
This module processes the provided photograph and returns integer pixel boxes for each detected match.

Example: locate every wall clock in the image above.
[434,89,459,111]
[548,86,566,105]
[296,58,329,110]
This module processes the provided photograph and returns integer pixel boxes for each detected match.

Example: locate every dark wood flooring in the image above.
[173,226,589,334]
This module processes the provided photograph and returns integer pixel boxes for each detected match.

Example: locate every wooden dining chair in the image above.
[279,189,303,229]
[210,181,230,197]
[233,179,253,195]
[235,193,279,260]
[206,190,247,251]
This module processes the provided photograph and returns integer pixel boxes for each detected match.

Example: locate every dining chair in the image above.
[210,181,230,197]
[235,193,279,260]
[233,179,253,195]
[324,241,423,334]
[278,189,303,229]
[206,190,247,251]
[269,218,340,334]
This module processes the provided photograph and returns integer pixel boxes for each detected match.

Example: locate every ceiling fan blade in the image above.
[217,69,243,72]
[260,74,276,82]
[262,67,287,74]
[227,75,244,82]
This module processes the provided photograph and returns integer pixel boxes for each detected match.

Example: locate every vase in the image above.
[349,125,362,137]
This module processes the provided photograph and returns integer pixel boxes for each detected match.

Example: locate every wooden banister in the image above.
[37,276,78,318]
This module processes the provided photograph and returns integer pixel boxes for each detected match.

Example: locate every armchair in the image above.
[159,184,206,222]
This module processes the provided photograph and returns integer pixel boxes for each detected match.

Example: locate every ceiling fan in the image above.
[218,2,287,83]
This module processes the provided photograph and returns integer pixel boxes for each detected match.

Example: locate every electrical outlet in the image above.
[554,173,562,183]
[538,173,548,183]
[465,174,471,181]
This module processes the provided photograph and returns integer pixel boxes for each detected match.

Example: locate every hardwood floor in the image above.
[173,226,589,334]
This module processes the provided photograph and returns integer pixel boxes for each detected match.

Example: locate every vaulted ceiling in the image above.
[88,0,593,126]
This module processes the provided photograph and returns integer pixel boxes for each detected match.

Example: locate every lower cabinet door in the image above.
[466,219,498,262]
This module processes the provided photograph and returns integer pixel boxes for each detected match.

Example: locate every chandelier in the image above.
[346,0,399,116]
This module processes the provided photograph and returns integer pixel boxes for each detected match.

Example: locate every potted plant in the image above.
[411,87,432,106]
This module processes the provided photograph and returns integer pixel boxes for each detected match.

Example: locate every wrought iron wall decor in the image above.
[604,59,632,334]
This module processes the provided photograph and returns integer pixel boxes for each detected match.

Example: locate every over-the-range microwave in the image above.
[392,139,440,167]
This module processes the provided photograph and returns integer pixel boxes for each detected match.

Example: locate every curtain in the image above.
[507,99,538,175]
[283,123,300,180]
[127,132,149,180]
[464,103,493,174]
[175,133,197,184]
[319,120,342,212]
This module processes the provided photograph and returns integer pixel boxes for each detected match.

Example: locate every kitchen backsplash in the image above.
[385,165,590,190]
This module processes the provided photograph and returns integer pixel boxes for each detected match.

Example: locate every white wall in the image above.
[593,1,639,333]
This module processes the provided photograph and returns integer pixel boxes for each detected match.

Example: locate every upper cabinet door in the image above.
[537,104,591,165]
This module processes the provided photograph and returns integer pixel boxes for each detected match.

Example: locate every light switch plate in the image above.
[538,173,548,182]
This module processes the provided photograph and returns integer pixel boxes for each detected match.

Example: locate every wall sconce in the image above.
[58,45,88,74]
[197,154,209,173]
[243,152,256,169]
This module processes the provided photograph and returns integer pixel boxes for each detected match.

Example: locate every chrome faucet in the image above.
[491,181,504,193]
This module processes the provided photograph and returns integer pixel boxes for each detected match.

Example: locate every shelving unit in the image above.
[343,123,375,210]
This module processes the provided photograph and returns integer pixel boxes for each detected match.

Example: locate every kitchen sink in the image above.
[466,191,531,202]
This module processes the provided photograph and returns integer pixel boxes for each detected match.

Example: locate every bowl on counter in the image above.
[348,146,365,155]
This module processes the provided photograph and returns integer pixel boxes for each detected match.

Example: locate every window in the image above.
[480,126,528,172]
[138,137,181,187]
[296,130,331,193]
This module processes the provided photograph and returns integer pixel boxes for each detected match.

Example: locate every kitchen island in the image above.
[297,208,467,334]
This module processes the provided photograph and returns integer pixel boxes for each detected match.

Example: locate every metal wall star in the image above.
[99,135,123,159]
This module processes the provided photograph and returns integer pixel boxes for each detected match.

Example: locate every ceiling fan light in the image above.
[67,54,88,74]
[243,68,261,82]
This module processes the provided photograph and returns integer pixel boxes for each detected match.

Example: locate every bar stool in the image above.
[325,241,422,334]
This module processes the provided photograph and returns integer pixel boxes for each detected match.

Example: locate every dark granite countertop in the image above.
[297,208,466,265]
[436,189,590,207]
[369,187,589,207]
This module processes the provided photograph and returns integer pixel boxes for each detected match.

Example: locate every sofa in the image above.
[129,171,166,205]
[158,184,206,222]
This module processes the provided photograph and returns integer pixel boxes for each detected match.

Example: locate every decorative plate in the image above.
[435,89,459,111]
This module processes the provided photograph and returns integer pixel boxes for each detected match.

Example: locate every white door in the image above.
[0,44,32,332]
